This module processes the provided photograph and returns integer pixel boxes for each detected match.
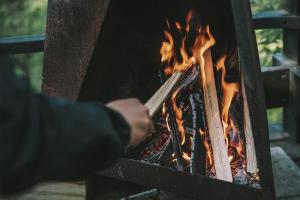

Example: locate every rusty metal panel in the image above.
[42,0,110,100]
[231,0,275,199]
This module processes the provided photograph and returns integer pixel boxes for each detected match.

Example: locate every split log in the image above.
[241,75,259,174]
[200,49,233,182]
[145,66,199,118]
[145,71,182,118]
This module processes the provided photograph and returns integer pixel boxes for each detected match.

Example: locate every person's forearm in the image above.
[0,69,130,194]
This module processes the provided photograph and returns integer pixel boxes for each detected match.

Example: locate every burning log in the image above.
[189,93,206,176]
[200,49,233,182]
[241,75,258,174]
[166,100,185,171]
[158,71,186,172]
[145,71,182,118]
[165,66,202,172]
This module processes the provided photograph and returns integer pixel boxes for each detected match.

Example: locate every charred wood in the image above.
[189,93,206,176]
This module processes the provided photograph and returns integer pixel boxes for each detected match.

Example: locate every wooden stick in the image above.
[145,71,182,118]
[200,49,233,182]
[242,75,259,174]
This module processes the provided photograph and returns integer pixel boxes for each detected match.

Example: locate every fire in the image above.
[160,31,174,64]
[160,10,217,172]
[200,129,214,170]
[216,55,245,171]
[171,89,186,145]
[216,55,239,129]
[160,10,216,147]
[159,9,249,181]
[159,12,215,75]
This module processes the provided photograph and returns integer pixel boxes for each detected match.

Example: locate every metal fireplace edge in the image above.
[94,158,265,200]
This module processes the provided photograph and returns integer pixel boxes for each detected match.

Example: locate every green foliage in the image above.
[256,29,283,66]
[0,0,47,36]
[0,0,47,91]
[251,0,283,66]
[251,0,283,124]
[251,0,282,13]
[267,108,283,124]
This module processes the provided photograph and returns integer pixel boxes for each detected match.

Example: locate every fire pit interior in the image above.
[53,0,275,199]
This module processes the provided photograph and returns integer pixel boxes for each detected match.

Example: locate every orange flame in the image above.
[160,10,217,172]
[160,31,174,63]
[216,55,239,129]
[200,129,213,169]
[159,9,253,181]
[216,55,245,169]
[171,89,186,145]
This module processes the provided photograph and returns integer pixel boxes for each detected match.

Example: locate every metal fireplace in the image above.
[42,0,275,199]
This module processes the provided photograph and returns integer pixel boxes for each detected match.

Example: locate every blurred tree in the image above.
[0,0,47,91]
[251,0,283,123]
[251,0,283,66]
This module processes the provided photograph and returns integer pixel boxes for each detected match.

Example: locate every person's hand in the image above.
[106,98,154,146]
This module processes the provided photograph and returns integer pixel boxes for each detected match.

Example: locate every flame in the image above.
[162,103,167,115]
[160,31,174,63]
[160,11,215,74]
[171,89,186,145]
[216,55,239,129]
[200,129,214,169]
[157,9,258,185]
[183,152,191,162]
[216,55,245,170]
[175,21,182,30]
[160,10,216,172]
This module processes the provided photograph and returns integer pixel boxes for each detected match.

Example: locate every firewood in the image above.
[145,71,183,118]
[189,93,206,176]
[166,101,185,171]
[242,75,258,174]
[158,70,185,172]
[200,49,233,182]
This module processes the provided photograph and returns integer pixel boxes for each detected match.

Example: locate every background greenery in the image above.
[0,0,47,91]
[251,0,283,124]
[0,0,283,123]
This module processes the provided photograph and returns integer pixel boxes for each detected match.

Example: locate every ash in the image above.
[233,169,261,189]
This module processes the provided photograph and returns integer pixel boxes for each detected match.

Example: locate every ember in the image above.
[132,9,261,189]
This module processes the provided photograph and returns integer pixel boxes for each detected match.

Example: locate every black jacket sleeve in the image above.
[0,64,130,194]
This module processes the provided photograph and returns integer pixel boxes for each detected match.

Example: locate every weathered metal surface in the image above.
[98,159,263,200]
[253,10,300,30]
[42,0,110,100]
[231,0,275,199]
[0,35,44,54]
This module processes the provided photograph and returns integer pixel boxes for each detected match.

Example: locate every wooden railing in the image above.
[0,0,299,142]
[0,35,44,54]
[252,1,300,143]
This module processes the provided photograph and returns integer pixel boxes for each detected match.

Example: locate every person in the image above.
[0,55,153,194]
